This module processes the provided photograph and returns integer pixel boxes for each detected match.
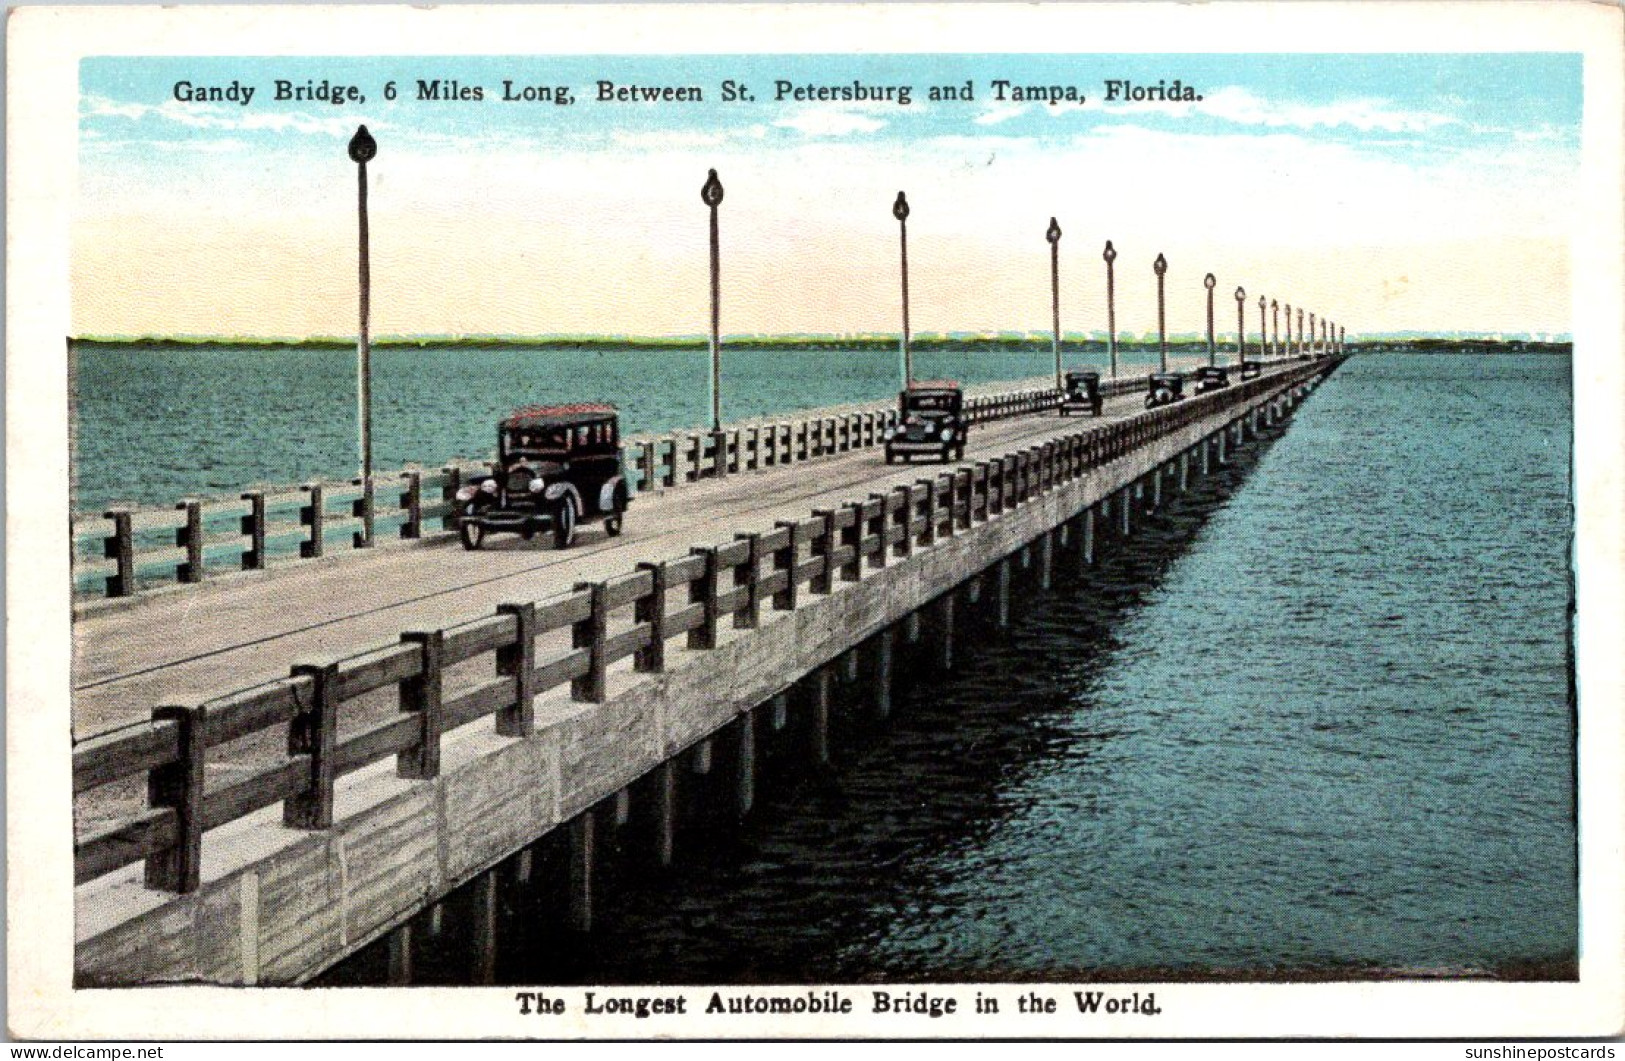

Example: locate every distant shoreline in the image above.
[68,335,1574,354]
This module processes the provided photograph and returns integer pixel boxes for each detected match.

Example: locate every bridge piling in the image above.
[811,666,833,767]
[996,558,1012,629]
[1039,529,1054,590]
[386,922,412,985]
[935,594,955,672]
[471,870,498,984]
[736,711,756,818]
[873,629,894,720]
[567,811,594,934]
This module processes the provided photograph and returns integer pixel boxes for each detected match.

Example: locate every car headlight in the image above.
[941,429,954,442]
[455,486,477,502]
[528,478,546,493]
[884,428,897,441]
[480,479,499,494]
[924,422,936,435]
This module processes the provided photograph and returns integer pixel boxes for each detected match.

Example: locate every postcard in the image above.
[7,0,1623,1042]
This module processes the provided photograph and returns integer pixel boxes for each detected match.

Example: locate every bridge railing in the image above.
[71,381,1102,603]
[72,361,1333,894]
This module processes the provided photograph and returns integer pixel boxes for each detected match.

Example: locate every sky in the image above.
[74,53,1582,340]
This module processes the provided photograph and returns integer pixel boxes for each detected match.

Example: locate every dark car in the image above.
[1144,373,1186,409]
[454,404,629,550]
[1239,360,1263,380]
[884,380,967,463]
[1194,366,1231,393]
[1059,370,1104,416]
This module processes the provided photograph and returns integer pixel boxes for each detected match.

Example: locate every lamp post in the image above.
[1153,253,1168,374]
[1284,301,1292,360]
[1309,312,1316,359]
[1271,299,1279,360]
[1257,295,1266,367]
[1204,273,1217,367]
[1103,240,1118,379]
[1047,217,1062,391]
[1234,286,1246,363]
[1297,307,1304,357]
[348,124,377,548]
[894,191,912,389]
[700,169,726,475]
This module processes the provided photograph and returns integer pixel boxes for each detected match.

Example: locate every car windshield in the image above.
[505,425,571,455]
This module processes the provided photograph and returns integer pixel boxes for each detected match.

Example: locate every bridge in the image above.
[72,350,1345,985]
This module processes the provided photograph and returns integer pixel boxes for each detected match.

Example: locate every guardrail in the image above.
[72,361,1328,894]
[72,379,1135,602]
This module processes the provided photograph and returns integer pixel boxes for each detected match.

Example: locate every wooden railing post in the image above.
[639,441,657,493]
[688,547,720,649]
[286,661,337,829]
[351,478,374,548]
[572,582,609,702]
[866,497,889,570]
[300,483,325,559]
[175,499,204,583]
[497,602,536,735]
[398,630,443,780]
[145,704,205,892]
[686,435,703,482]
[734,533,762,629]
[839,502,864,581]
[894,486,914,558]
[810,510,836,594]
[240,491,267,570]
[440,466,462,531]
[634,561,667,672]
[399,470,423,539]
[103,508,136,597]
[919,478,939,547]
[772,521,801,611]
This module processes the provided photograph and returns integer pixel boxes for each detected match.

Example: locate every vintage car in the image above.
[1144,372,1186,409]
[1239,359,1263,380]
[454,404,629,550]
[884,380,967,463]
[1193,366,1231,393]
[1058,370,1104,416]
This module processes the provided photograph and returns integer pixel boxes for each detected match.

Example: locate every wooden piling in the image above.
[386,922,413,985]
[936,593,955,671]
[568,811,595,933]
[811,667,832,767]
[736,711,756,818]
[873,629,894,720]
[997,558,1012,628]
[1038,530,1054,590]
[771,692,789,731]
[904,611,922,645]
[240,492,267,571]
[471,870,498,984]
[692,739,713,776]
[614,787,631,827]
[654,759,677,868]
[176,500,204,584]
[1081,507,1096,569]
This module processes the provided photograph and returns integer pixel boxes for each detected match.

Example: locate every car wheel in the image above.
[552,498,577,549]
[956,445,966,462]
[520,523,536,541]
[885,452,895,465]
[459,521,484,551]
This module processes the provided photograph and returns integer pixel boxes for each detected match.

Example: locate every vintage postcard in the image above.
[7,0,1624,1042]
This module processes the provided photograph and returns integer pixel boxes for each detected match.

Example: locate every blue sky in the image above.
[75,53,1582,338]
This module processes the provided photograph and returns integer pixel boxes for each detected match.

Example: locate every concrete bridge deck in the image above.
[73,367,1300,740]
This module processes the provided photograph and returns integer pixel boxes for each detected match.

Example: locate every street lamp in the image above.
[1271,299,1279,360]
[701,169,725,449]
[1234,286,1247,363]
[348,124,377,548]
[1153,253,1168,374]
[1103,240,1118,379]
[1257,295,1266,367]
[1046,217,1062,391]
[1204,273,1217,367]
[894,191,912,389]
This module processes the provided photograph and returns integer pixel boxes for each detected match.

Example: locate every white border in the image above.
[7,2,1623,1040]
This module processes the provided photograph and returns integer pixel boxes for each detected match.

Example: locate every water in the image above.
[70,342,1208,514]
[373,350,1569,984]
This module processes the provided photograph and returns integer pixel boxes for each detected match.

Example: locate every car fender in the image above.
[543,482,582,513]
[598,478,625,513]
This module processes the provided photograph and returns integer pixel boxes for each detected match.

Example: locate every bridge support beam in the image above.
[1081,507,1095,569]
[1152,466,1163,511]
[1120,487,1132,536]
[996,558,1012,628]
[736,710,756,818]
[935,594,955,672]
[1179,452,1190,493]
[904,610,922,645]
[872,629,894,720]
[811,666,832,767]
[471,869,497,985]
[770,693,788,732]
[654,759,677,867]
[387,922,412,986]
[1038,530,1054,591]
[568,811,594,934]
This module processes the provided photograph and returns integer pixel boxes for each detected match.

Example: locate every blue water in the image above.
[70,342,1211,514]
[380,350,1569,983]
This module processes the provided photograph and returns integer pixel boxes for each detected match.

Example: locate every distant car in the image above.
[1059,370,1104,416]
[1239,360,1263,380]
[1144,373,1186,409]
[884,380,967,463]
[1193,366,1231,393]
[454,404,629,550]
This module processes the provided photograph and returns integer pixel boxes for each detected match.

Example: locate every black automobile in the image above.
[884,380,967,463]
[1145,373,1186,409]
[1193,366,1231,393]
[1058,370,1104,416]
[1239,360,1263,380]
[454,404,629,550]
